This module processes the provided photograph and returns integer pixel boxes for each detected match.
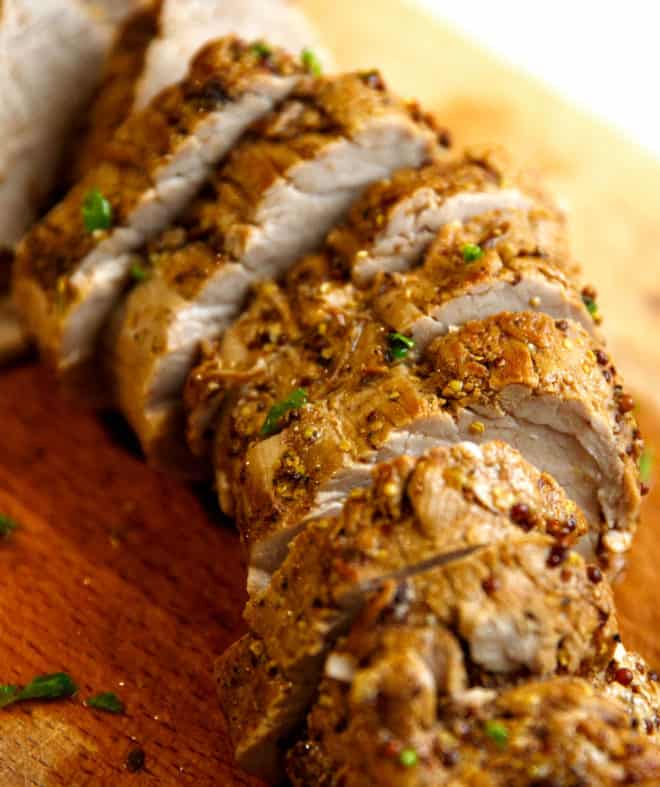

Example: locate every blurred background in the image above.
[416,0,660,156]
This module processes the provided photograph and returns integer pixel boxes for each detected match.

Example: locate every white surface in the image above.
[414,0,660,157]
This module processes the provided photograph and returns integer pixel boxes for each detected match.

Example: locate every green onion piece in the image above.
[640,448,653,484]
[461,243,483,262]
[0,514,18,539]
[86,691,124,714]
[388,332,415,362]
[82,189,113,234]
[485,720,509,749]
[251,41,272,59]
[260,388,308,437]
[130,263,149,282]
[301,48,322,77]
[582,294,599,316]
[0,673,77,709]
[399,747,418,768]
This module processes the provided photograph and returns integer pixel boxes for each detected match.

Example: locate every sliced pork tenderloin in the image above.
[110,73,443,474]
[13,37,305,396]
[184,147,595,460]
[218,533,617,781]
[290,645,660,787]
[69,2,163,183]
[207,294,640,581]
[135,0,331,107]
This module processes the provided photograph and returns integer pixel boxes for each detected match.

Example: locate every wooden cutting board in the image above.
[2,1,660,784]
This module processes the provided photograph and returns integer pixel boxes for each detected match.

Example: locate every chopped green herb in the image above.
[251,41,272,59]
[582,294,599,316]
[82,189,113,234]
[640,448,653,484]
[399,747,418,768]
[130,263,149,282]
[485,720,509,749]
[0,514,18,539]
[86,691,124,714]
[461,243,483,262]
[260,388,308,437]
[0,673,77,709]
[301,48,322,77]
[388,332,415,362]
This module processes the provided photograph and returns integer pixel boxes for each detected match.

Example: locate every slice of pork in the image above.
[135,0,331,107]
[109,73,442,475]
[331,146,579,285]
[370,207,601,350]
[13,37,304,396]
[218,534,617,781]
[68,2,163,184]
[241,440,589,594]
[0,0,116,247]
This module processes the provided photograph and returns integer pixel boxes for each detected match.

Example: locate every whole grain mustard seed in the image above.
[529,296,541,307]
[383,481,398,497]
[469,421,486,434]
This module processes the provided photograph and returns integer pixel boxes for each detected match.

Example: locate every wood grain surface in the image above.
[2,1,660,784]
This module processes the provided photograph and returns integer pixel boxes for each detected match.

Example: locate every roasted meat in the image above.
[13,37,304,396]
[218,533,617,781]
[109,73,442,474]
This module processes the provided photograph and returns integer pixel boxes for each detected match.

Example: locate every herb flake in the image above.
[260,388,308,437]
[399,747,418,768]
[82,189,113,234]
[461,243,483,262]
[0,514,18,539]
[251,41,272,59]
[485,720,509,749]
[582,294,599,316]
[640,448,653,484]
[130,263,149,282]
[0,672,77,709]
[86,691,124,714]
[388,332,415,362]
[301,48,322,77]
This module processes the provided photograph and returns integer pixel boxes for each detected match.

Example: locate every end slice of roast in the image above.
[110,72,442,475]
[218,533,617,781]
[13,36,304,395]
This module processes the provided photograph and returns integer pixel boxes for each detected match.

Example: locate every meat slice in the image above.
[217,534,617,781]
[333,146,578,284]
[208,297,640,583]
[241,439,588,592]
[110,73,442,474]
[69,2,163,183]
[370,208,600,350]
[0,0,115,247]
[13,37,304,395]
[135,0,331,107]
[290,650,660,786]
